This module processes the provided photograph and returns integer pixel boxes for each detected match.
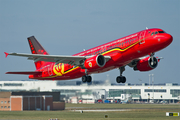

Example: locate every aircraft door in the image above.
[139,31,146,44]
[102,46,106,53]
[48,64,53,76]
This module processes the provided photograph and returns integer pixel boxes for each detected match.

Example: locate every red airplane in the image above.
[5,28,173,83]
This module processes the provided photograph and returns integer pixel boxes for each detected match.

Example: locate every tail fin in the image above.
[27,36,49,70]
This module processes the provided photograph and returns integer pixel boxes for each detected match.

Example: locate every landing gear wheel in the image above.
[122,76,126,83]
[87,76,92,83]
[82,76,87,82]
[116,76,126,83]
[116,76,121,83]
[82,75,92,83]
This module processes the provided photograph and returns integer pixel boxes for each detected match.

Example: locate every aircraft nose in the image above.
[165,34,173,44]
[158,33,173,46]
[163,34,173,45]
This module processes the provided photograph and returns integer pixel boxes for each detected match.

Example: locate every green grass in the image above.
[0,104,180,120]
[66,103,180,109]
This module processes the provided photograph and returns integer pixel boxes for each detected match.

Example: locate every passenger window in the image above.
[151,32,154,36]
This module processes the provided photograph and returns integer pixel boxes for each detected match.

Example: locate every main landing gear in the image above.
[82,69,92,83]
[82,75,92,83]
[116,66,126,83]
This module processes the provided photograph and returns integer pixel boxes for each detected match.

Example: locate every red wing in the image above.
[6,71,42,75]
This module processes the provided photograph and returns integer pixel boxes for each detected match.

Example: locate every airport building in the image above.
[0,80,180,105]
[0,91,65,111]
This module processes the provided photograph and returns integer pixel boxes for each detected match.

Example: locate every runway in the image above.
[71,109,131,112]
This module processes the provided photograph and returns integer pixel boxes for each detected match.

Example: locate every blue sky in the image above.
[0,0,179,84]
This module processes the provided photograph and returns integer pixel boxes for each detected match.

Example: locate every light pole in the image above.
[139,79,142,85]
[149,74,151,86]
[152,74,154,103]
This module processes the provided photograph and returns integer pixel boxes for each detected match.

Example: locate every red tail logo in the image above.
[27,36,49,70]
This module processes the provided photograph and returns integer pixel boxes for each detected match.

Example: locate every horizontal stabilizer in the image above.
[6,71,42,75]
[4,52,9,58]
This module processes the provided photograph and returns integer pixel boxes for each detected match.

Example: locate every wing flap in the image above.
[6,71,42,75]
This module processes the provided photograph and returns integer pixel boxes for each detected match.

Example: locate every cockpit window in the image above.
[151,32,154,36]
[155,31,158,34]
[158,31,165,33]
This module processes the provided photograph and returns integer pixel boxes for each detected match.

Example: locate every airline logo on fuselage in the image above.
[88,62,92,67]
[53,63,64,76]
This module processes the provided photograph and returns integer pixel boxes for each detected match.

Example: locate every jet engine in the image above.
[133,56,159,71]
[84,55,106,69]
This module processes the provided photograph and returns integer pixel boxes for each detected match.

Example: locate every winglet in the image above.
[4,52,9,58]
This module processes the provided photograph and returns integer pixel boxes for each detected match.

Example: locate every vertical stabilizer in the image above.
[27,36,49,70]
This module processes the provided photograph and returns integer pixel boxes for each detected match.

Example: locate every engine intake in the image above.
[84,55,106,69]
[134,57,158,71]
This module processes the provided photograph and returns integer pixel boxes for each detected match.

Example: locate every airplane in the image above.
[4,28,173,83]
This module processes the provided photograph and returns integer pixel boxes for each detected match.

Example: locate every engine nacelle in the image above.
[84,55,106,69]
[134,56,158,71]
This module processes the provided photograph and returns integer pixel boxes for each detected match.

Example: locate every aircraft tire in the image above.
[122,76,126,83]
[116,76,121,83]
[116,76,126,83]
[87,76,92,82]
[82,76,87,82]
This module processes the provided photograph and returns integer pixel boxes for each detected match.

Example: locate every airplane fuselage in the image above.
[29,28,172,80]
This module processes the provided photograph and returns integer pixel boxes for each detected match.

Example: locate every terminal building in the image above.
[0,79,180,105]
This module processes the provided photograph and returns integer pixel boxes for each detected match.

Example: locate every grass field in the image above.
[0,103,179,120]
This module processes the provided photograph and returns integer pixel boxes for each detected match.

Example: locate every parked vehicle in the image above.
[104,99,111,103]
[97,99,103,103]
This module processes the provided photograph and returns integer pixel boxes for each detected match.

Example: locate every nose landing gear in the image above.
[116,66,126,83]
[150,53,155,66]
